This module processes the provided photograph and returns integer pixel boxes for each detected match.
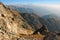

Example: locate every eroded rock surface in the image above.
[0,2,35,40]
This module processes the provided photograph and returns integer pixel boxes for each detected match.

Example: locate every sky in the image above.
[0,0,60,16]
[0,0,60,5]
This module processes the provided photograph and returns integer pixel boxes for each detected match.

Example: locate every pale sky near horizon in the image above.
[0,0,60,5]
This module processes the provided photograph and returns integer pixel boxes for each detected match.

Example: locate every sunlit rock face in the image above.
[0,2,34,39]
[0,2,44,40]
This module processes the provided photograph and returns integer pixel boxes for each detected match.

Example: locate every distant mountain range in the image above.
[41,15,60,32]
[7,5,60,32]
[7,5,53,17]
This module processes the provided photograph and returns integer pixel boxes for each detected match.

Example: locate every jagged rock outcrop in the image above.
[33,25,48,35]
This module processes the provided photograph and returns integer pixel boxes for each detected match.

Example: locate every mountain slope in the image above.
[7,5,60,32]
[20,13,42,31]
[0,2,44,40]
[0,2,60,40]
[0,2,34,35]
[41,15,60,32]
[20,12,60,33]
